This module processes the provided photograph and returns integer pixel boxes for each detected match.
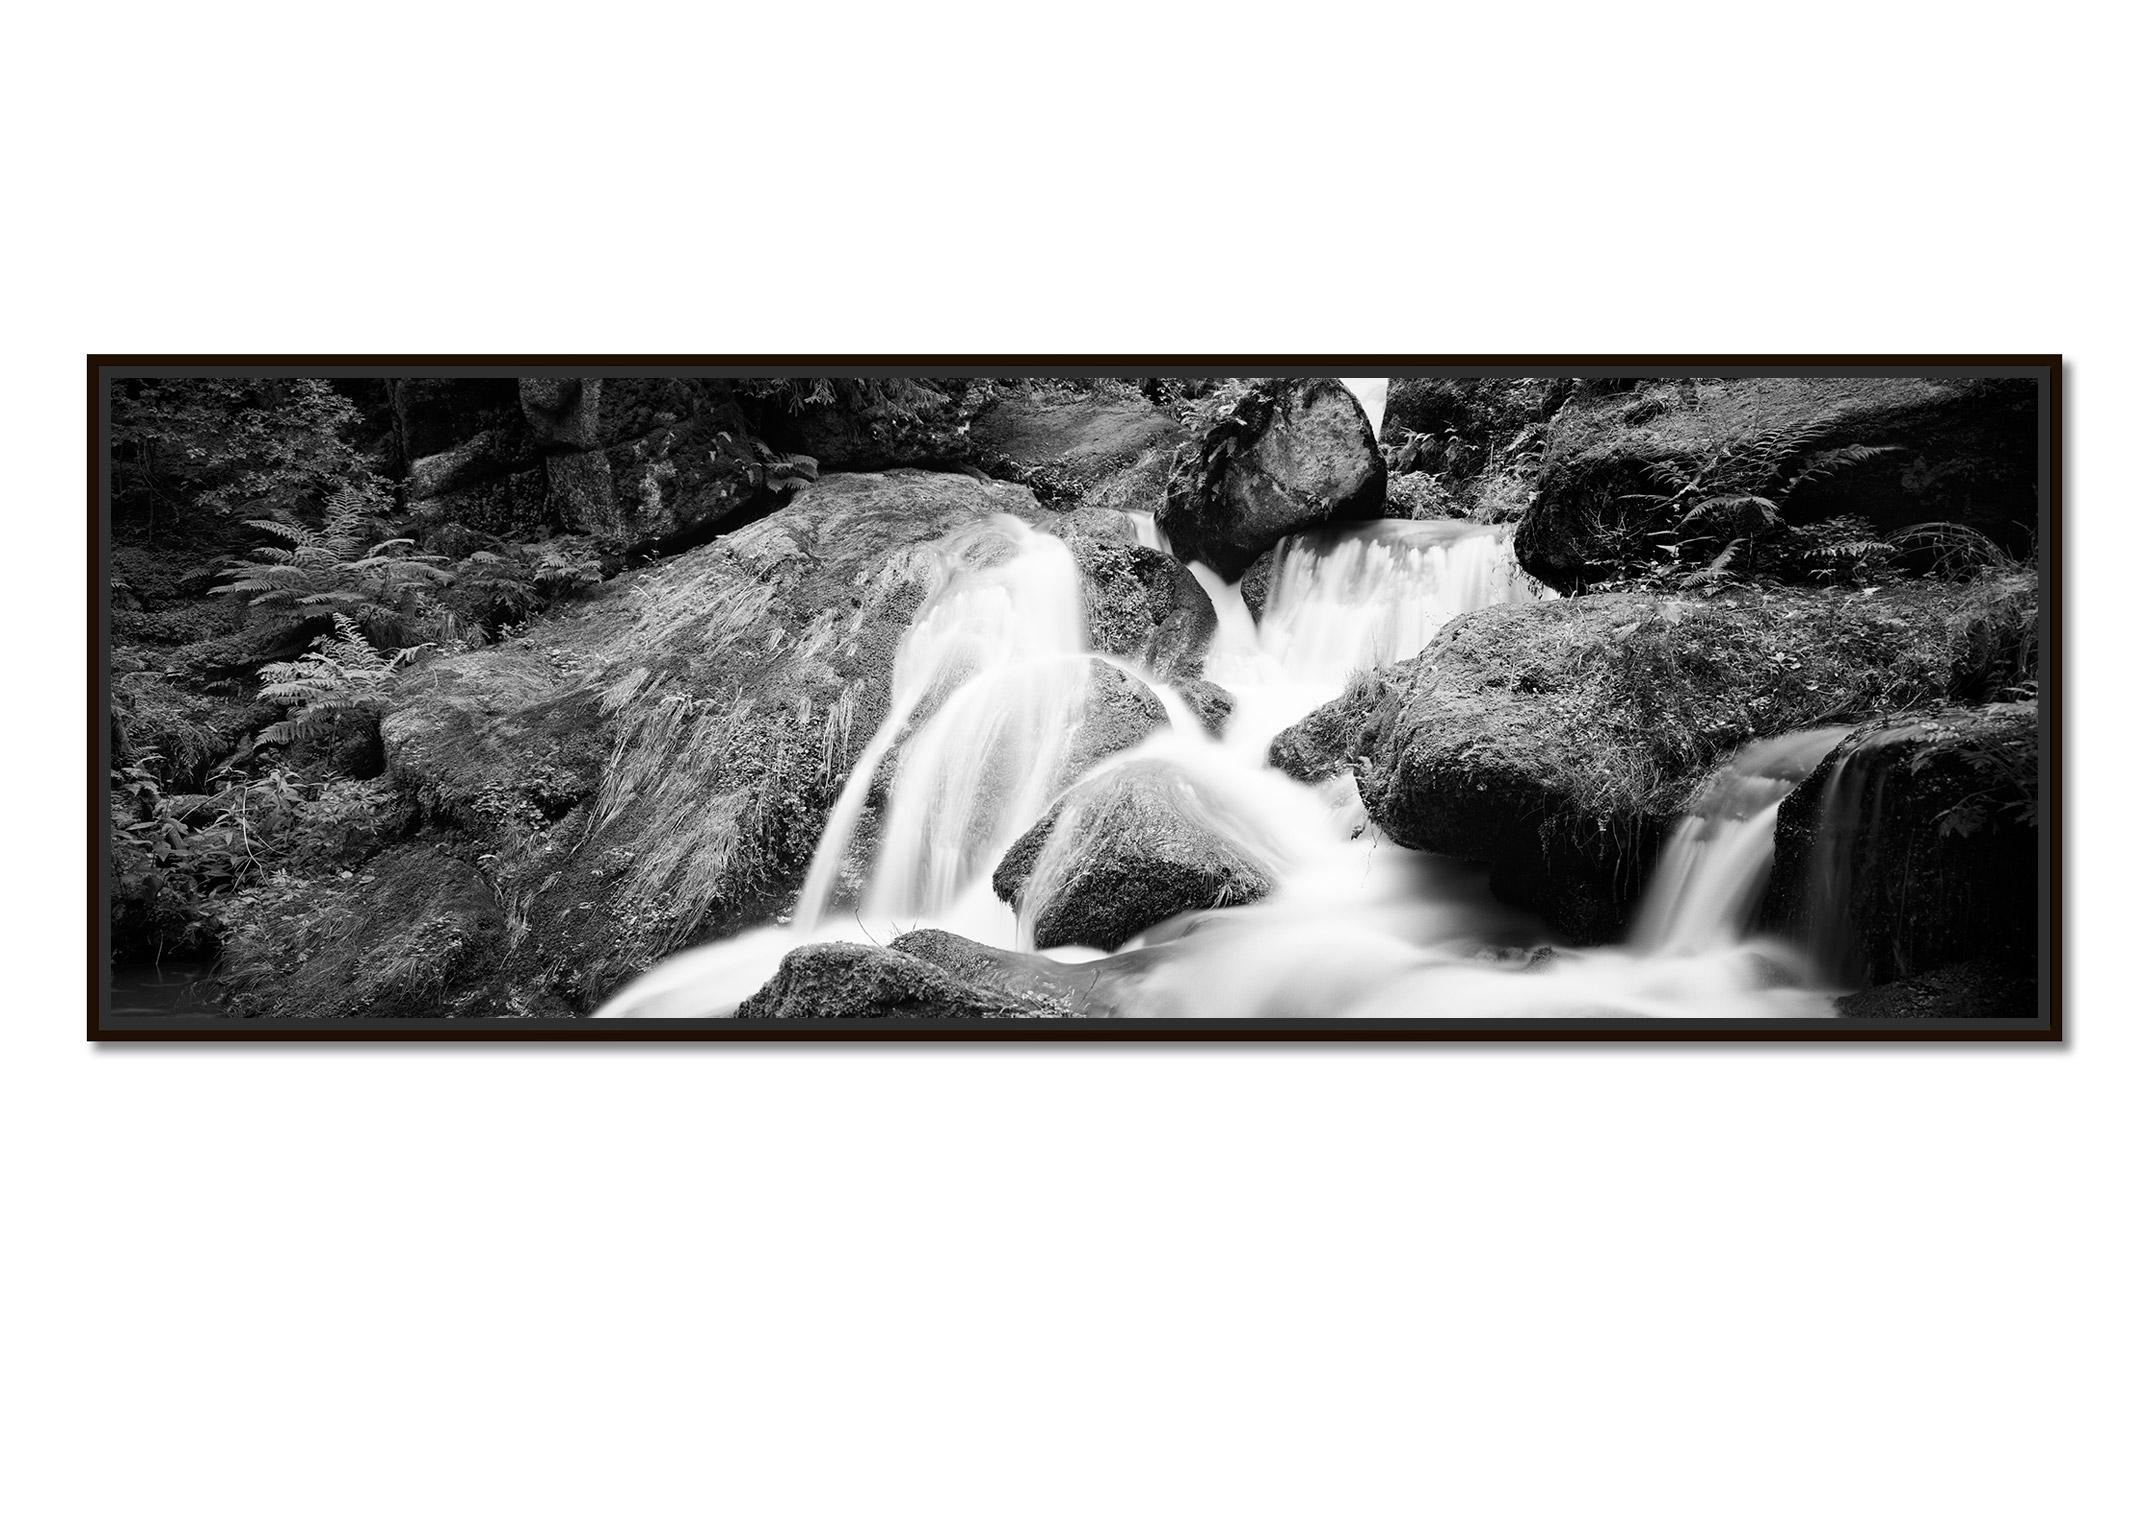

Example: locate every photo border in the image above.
[88,355,2062,1043]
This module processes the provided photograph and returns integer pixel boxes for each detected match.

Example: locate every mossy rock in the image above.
[1320,576,2037,941]
[1764,701,2039,989]
[735,940,1077,1020]
[1158,378,1386,580]
[993,760,1275,951]
[1516,376,2040,592]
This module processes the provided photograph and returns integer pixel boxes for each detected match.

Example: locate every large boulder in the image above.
[1763,702,2039,995]
[1516,376,2041,592]
[970,388,1189,509]
[1063,524,1217,680]
[1158,378,1386,580]
[344,470,1066,1010]
[401,378,779,550]
[1320,576,2037,941]
[735,940,1078,1020]
[993,760,1276,950]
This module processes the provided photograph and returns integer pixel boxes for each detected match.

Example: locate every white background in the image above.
[5,5,2143,1534]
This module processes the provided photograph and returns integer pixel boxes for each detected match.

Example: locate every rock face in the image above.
[1320,578,2036,941]
[993,760,1276,950]
[402,377,774,549]
[971,391,1188,509]
[1763,702,2039,994]
[1516,376,2042,592]
[735,941,1077,1020]
[329,471,1065,1011]
[1158,379,1385,580]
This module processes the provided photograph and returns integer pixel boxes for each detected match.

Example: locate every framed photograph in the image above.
[91,358,2058,1040]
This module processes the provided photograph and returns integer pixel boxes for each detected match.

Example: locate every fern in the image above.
[255,615,424,747]
[214,488,451,646]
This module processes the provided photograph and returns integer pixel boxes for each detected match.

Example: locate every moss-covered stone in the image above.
[735,941,1077,1019]
[1158,378,1386,580]
[993,760,1275,950]
[1764,701,2039,990]
[1324,576,2037,941]
[1516,376,2040,591]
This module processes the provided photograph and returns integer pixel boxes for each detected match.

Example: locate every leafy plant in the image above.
[110,377,388,534]
[214,488,454,646]
[255,615,426,749]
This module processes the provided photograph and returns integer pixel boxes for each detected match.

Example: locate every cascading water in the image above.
[793,516,1090,937]
[599,505,1847,1020]
[1629,728,1852,955]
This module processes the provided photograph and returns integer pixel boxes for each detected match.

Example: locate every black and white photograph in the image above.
[95,364,2055,1035]
[16,6,2145,1537]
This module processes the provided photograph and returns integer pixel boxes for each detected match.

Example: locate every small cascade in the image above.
[792,515,1092,932]
[1204,519,1547,746]
[1261,520,1546,686]
[1630,728,1852,955]
[1340,377,1388,436]
[1795,723,1928,987]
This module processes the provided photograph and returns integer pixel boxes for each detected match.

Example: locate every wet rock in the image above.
[1238,546,1278,623]
[1158,378,1386,580]
[735,941,1076,1019]
[1174,679,1235,738]
[993,760,1276,950]
[1516,376,2041,592]
[1061,662,1168,788]
[886,929,1122,1016]
[1332,579,2038,942]
[1067,533,1218,680]
[1765,701,2039,988]
[1267,671,1391,784]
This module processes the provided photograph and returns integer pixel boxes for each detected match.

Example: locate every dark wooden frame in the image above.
[89,356,2063,1042]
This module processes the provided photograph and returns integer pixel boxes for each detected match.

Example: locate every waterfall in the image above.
[597,505,1847,1021]
[1794,723,1929,987]
[793,515,1093,933]
[1629,728,1851,955]
[1261,520,1546,686]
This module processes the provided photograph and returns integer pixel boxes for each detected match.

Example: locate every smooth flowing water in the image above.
[599,512,1843,1020]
